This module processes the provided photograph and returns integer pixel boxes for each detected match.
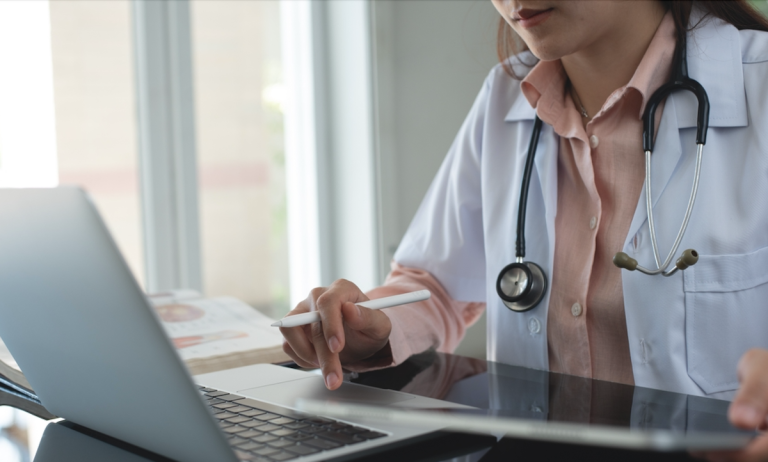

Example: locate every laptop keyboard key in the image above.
[283,422,309,430]
[218,393,246,401]
[205,390,229,397]
[341,426,368,435]
[285,433,313,442]
[228,406,253,413]
[304,437,342,450]
[234,449,255,460]
[237,442,265,451]
[241,420,267,429]
[269,417,295,426]
[268,451,299,461]
[253,434,279,444]
[227,416,252,424]
[240,409,265,417]
[229,436,248,445]
[267,439,294,449]
[328,422,351,430]
[224,426,248,434]
[238,430,264,439]
[269,429,297,438]
[254,412,281,421]
[213,402,238,410]
[255,424,280,432]
[298,426,323,435]
[317,431,361,445]
[358,431,387,440]
[252,446,280,456]
[284,444,320,456]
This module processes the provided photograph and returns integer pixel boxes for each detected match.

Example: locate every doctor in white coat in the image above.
[281,1,768,459]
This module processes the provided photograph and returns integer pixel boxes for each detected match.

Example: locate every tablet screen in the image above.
[343,351,755,450]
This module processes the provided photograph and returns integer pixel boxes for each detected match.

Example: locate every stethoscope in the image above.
[496,37,710,312]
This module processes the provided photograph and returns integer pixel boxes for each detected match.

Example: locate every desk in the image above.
[1,352,722,461]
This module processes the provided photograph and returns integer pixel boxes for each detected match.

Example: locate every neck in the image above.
[561,4,666,121]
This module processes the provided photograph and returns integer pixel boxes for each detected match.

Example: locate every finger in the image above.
[316,280,368,354]
[731,349,768,429]
[737,433,768,462]
[277,289,325,367]
[282,341,317,369]
[280,324,318,367]
[340,302,391,339]
[310,321,343,390]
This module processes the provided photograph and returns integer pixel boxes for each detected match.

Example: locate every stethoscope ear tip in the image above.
[675,249,699,270]
[613,252,638,271]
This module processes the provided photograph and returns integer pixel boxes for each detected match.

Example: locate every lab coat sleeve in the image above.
[392,72,490,303]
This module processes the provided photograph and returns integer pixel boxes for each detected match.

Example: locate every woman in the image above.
[281,1,768,460]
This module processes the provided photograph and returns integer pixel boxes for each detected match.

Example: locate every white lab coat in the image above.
[394,15,768,399]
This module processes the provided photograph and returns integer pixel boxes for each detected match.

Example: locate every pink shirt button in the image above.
[589,135,600,149]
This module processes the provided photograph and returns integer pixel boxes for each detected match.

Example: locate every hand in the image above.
[279,279,392,390]
[695,349,768,462]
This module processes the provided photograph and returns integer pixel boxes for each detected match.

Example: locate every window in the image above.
[190,1,289,317]
[50,0,145,285]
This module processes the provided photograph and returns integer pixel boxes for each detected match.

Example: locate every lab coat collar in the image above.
[505,87,537,122]
[622,13,747,246]
[503,13,747,129]
[676,12,747,129]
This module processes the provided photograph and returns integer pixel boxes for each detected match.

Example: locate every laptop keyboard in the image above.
[198,385,387,461]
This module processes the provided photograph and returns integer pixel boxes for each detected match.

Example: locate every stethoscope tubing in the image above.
[497,33,710,312]
[637,143,704,276]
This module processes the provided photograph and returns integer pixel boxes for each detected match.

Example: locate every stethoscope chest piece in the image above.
[496,261,547,312]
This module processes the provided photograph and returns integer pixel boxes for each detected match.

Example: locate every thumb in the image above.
[729,349,768,429]
[340,302,391,338]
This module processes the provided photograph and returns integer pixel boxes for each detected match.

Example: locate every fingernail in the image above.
[329,336,341,353]
[731,403,760,425]
[325,372,338,389]
[356,304,362,317]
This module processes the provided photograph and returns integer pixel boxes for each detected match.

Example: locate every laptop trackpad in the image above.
[238,376,415,407]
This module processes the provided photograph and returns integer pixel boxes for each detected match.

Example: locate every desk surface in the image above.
[1,352,721,461]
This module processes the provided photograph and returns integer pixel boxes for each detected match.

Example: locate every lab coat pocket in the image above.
[683,245,768,395]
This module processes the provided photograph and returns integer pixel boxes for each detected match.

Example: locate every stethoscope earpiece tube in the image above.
[515,116,543,258]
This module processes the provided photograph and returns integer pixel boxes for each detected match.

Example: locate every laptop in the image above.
[0,187,454,462]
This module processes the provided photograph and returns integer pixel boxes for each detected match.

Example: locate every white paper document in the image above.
[148,293,284,362]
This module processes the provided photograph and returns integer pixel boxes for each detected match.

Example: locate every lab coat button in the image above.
[589,135,599,149]
[571,303,583,317]
[528,317,541,334]
[589,216,597,230]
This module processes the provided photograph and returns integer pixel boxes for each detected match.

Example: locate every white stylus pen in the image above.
[270,290,431,328]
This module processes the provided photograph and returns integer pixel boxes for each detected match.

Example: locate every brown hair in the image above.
[497,1,768,78]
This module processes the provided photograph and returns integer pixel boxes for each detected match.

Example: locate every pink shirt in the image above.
[521,13,676,384]
[351,14,676,384]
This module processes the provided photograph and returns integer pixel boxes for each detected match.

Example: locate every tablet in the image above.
[298,353,756,451]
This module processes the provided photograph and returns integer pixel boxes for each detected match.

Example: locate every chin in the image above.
[523,33,583,62]
[526,44,568,62]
